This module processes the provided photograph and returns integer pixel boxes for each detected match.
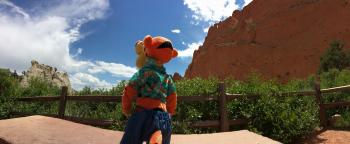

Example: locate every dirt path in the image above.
[302,130,350,144]
[0,116,280,144]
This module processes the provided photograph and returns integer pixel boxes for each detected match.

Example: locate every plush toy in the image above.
[120,35,178,144]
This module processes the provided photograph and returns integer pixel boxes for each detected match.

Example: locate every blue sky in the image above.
[0,0,252,90]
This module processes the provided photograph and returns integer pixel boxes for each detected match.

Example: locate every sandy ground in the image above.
[302,130,350,144]
[0,116,281,144]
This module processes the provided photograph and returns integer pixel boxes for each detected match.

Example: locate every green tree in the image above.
[319,41,350,73]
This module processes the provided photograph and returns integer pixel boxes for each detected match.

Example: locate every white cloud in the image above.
[72,48,83,57]
[0,0,30,19]
[77,48,83,55]
[244,0,253,7]
[88,61,137,78]
[178,42,203,58]
[182,41,186,45]
[184,0,253,24]
[183,0,239,22]
[171,29,181,34]
[0,14,74,72]
[203,26,210,33]
[0,0,136,90]
[43,0,109,26]
[70,73,114,90]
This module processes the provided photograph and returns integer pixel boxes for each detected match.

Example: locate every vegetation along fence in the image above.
[9,82,350,132]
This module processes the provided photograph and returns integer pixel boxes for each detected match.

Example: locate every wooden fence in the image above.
[10,82,350,132]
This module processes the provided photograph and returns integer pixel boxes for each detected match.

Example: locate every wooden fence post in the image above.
[218,82,229,132]
[58,86,68,119]
[314,79,327,128]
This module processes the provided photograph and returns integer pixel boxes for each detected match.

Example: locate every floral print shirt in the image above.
[128,58,176,103]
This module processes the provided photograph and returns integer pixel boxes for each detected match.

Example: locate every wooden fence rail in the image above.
[9,83,350,131]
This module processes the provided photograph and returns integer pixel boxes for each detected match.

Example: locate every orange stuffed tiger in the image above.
[121,35,178,144]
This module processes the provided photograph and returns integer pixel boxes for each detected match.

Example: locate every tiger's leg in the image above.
[149,130,162,144]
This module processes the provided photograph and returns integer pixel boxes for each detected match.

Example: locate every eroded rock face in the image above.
[20,60,71,90]
[185,0,350,82]
[172,72,183,82]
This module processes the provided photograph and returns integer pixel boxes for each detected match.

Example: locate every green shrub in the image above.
[11,77,61,118]
[170,75,320,143]
[320,69,350,88]
[317,43,350,129]
[0,96,14,119]
[3,68,350,143]
[21,77,61,97]
[173,77,220,134]
[250,94,318,143]
[75,80,126,96]
[333,112,350,128]
[175,77,219,96]
[318,69,350,128]
[0,69,21,97]
[63,81,127,130]
[0,69,20,119]
[226,75,318,143]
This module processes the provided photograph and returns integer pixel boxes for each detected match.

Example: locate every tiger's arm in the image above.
[166,77,177,116]
[166,92,177,116]
[122,85,137,116]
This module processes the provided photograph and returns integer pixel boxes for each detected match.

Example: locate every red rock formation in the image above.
[185,0,350,82]
[172,72,183,81]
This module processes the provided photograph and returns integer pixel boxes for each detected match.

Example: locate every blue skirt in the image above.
[120,109,172,144]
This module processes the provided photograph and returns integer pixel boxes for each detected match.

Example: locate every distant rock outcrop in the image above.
[172,72,183,82]
[20,60,71,90]
[185,0,350,82]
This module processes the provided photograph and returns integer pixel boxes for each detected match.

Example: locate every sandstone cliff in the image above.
[185,0,350,82]
[21,60,71,90]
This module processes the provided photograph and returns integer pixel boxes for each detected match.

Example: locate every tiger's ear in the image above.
[135,41,144,55]
[143,35,152,48]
